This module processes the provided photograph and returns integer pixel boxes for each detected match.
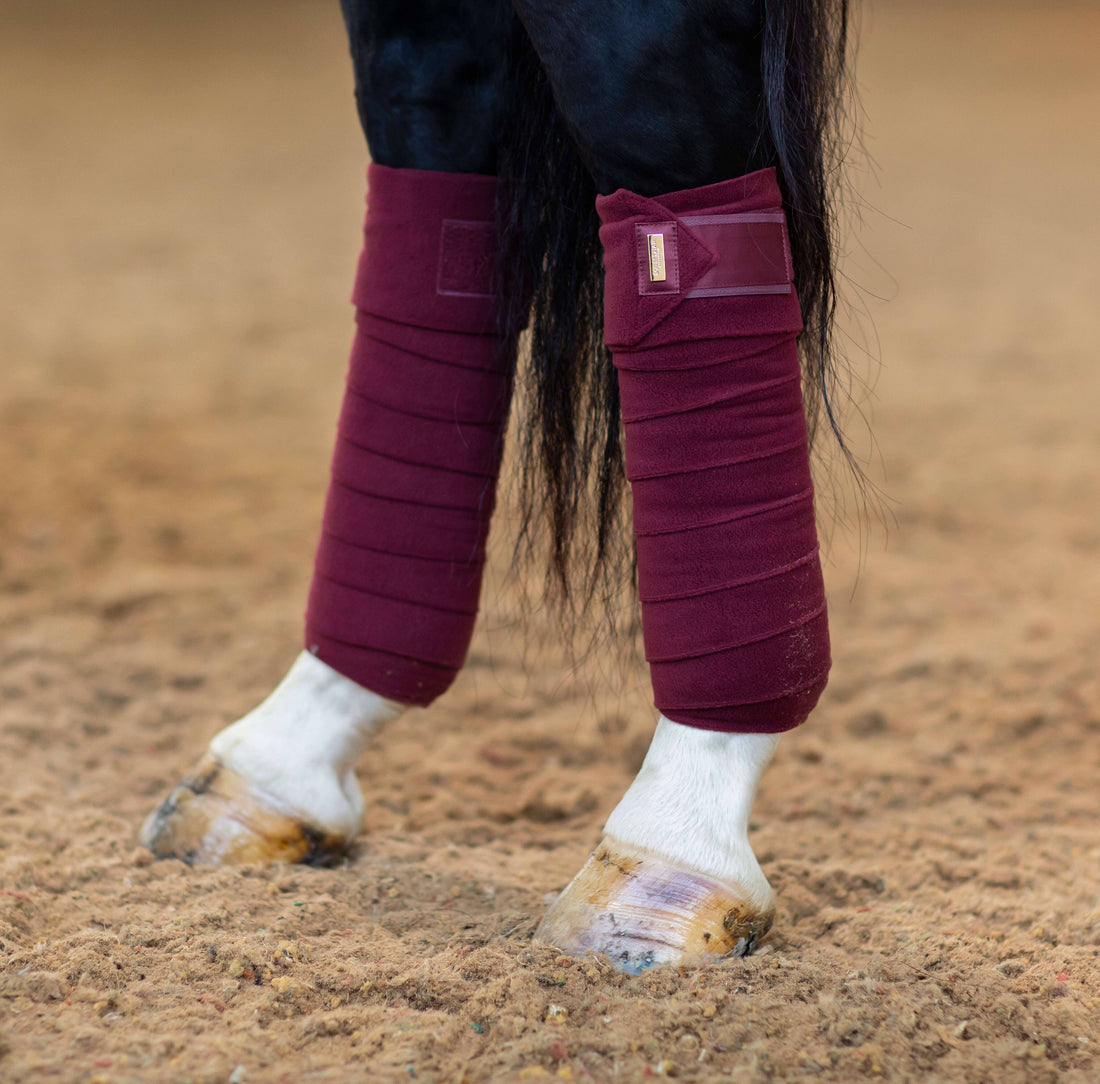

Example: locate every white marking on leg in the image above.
[208,651,406,838]
[602,715,779,911]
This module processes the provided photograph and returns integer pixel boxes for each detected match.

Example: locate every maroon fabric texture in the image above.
[597,167,830,733]
[306,164,510,706]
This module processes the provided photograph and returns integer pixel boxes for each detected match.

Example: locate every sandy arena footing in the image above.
[1,2,1099,1081]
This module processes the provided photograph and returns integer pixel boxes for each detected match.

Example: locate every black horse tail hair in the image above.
[761,0,854,454]
[495,23,628,628]
[496,0,853,625]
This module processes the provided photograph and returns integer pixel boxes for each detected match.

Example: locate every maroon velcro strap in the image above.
[636,213,792,298]
[597,168,803,348]
[437,219,497,298]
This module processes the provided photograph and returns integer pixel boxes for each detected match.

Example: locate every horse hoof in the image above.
[139,755,347,866]
[535,837,774,974]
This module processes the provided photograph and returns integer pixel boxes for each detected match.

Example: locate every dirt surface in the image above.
[2,2,1099,1081]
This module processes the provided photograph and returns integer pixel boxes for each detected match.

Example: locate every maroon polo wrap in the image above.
[597,168,831,732]
[306,164,511,706]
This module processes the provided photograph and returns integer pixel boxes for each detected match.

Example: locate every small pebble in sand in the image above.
[546,1004,568,1024]
[271,976,303,998]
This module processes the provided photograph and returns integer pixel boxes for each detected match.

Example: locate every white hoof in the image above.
[535,836,774,974]
[140,651,405,866]
[537,717,780,972]
[139,754,347,865]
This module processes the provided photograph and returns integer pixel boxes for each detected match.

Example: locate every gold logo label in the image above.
[647,233,667,282]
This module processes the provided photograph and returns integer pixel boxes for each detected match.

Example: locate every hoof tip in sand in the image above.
[534,838,773,975]
[139,755,347,867]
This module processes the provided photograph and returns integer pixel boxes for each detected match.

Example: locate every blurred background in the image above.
[1,2,1098,1081]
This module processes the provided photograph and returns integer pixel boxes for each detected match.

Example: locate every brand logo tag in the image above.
[647,233,667,282]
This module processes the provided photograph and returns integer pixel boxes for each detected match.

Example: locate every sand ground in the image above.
[1,2,1098,1081]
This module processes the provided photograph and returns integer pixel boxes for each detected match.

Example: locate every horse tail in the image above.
[496,0,853,618]
[496,22,628,622]
[761,0,854,452]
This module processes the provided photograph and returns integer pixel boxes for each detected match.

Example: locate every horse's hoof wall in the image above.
[535,837,774,975]
[139,755,347,866]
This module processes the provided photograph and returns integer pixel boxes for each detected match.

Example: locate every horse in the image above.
[139,0,853,976]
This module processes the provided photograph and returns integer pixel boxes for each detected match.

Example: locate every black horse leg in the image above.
[303,0,525,714]
[514,0,833,973]
[340,0,511,173]
[509,0,773,195]
[512,0,832,733]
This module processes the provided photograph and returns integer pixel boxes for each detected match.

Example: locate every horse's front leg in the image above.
[140,0,515,865]
[538,723,780,970]
[516,0,834,969]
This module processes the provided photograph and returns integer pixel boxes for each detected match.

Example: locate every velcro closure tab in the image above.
[633,213,791,300]
[437,219,497,298]
[679,213,792,297]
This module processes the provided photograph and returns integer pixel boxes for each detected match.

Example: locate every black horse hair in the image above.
[495,0,854,628]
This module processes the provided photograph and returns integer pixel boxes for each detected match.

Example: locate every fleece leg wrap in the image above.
[596,168,830,733]
[306,164,511,706]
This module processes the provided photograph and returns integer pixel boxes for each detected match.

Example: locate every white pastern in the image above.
[602,716,780,911]
[208,651,406,838]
